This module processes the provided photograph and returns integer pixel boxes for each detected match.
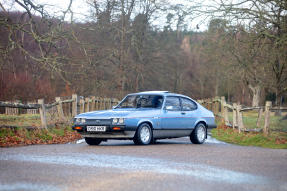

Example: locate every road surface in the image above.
[0,137,287,191]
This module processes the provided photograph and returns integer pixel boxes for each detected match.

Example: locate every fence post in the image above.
[104,98,107,110]
[214,96,219,114]
[55,97,65,120]
[236,104,241,133]
[207,98,211,110]
[239,105,244,131]
[80,98,85,113]
[109,98,112,109]
[38,99,47,129]
[263,101,272,136]
[211,98,215,112]
[236,104,244,133]
[112,98,118,108]
[91,96,96,111]
[256,108,263,128]
[221,96,229,125]
[211,98,214,113]
[201,100,205,108]
[100,98,104,110]
[72,94,78,117]
[85,97,90,112]
[232,103,237,129]
[95,97,100,110]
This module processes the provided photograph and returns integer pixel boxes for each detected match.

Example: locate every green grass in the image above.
[213,111,287,149]
[0,128,15,138]
[228,111,287,131]
[0,125,80,147]
[0,114,81,146]
[0,114,41,127]
[211,128,287,149]
[50,128,65,136]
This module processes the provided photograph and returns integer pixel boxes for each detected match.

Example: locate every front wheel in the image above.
[85,138,102,145]
[190,123,207,144]
[133,123,152,145]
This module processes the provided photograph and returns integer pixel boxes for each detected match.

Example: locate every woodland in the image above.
[0,0,286,108]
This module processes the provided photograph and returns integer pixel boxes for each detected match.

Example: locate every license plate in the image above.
[87,126,106,132]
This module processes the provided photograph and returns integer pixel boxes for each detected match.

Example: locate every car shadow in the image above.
[94,138,193,147]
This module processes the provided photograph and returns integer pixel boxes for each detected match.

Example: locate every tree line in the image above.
[0,0,286,109]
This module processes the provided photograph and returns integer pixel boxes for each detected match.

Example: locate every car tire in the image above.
[85,138,102,145]
[190,123,207,144]
[133,123,152,145]
[151,139,157,144]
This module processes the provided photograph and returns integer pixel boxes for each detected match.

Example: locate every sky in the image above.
[0,0,222,31]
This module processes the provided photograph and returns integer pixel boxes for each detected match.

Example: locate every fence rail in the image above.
[0,94,120,129]
[198,96,287,135]
[1,94,286,135]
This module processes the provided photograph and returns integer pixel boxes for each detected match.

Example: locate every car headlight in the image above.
[118,118,124,124]
[75,118,86,124]
[112,118,124,124]
[112,118,118,124]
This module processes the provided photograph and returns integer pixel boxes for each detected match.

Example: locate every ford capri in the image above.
[72,91,216,145]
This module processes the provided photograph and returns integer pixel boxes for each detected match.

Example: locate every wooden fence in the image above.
[1,94,286,135]
[198,96,287,135]
[0,94,120,129]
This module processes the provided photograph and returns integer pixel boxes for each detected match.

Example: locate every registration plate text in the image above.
[87,126,106,132]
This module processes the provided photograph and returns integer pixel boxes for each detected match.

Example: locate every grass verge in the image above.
[211,125,287,149]
[0,126,81,147]
[0,114,41,127]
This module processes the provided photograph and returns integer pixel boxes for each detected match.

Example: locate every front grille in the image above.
[86,119,111,125]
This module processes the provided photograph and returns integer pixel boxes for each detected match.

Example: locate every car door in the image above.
[158,96,186,138]
[180,97,198,129]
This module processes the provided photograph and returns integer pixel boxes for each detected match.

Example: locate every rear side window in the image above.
[165,97,181,111]
[181,98,197,111]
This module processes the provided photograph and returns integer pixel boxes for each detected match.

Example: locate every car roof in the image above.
[128,91,191,98]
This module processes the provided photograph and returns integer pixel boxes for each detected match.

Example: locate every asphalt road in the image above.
[0,137,287,191]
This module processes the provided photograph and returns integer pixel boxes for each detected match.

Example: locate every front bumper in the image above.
[72,125,136,139]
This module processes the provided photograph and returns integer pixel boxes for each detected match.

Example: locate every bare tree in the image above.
[214,0,287,106]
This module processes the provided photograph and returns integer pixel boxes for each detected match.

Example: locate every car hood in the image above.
[75,108,161,119]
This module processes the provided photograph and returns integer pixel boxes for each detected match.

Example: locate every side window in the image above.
[181,98,197,111]
[164,97,181,111]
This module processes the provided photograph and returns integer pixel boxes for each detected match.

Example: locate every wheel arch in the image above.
[194,120,208,139]
[137,120,154,130]
[133,120,154,145]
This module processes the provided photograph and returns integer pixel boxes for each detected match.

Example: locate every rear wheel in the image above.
[85,138,102,145]
[190,123,207,144]
[133,123,152,145]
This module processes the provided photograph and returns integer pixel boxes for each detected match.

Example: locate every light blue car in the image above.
[73,91,216,145]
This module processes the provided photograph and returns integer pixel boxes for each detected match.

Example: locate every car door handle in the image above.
[181,112,186,115]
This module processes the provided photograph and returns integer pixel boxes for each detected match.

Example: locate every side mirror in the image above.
[112,106,116,109]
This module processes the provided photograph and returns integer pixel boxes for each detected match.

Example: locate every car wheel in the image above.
[133,123,152,145]
[190,123,207,144]
[151,139,157,144]
[85,138,102,145]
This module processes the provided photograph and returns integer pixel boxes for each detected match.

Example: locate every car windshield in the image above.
[116,95,163,109]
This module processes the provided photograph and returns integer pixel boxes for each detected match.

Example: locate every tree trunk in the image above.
[275,93,282,116]
[248,84,261,107]
[214,76,219,97]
